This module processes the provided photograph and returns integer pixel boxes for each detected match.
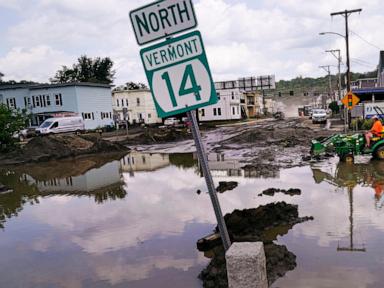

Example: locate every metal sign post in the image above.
[131,0,231,251]
[187,109,231,251]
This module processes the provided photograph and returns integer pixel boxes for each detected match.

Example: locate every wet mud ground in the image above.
[134,117,338,171]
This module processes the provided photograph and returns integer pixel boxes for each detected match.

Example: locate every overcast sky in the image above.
[0,0,383,85]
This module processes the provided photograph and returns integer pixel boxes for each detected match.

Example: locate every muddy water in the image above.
[0,153,384,287]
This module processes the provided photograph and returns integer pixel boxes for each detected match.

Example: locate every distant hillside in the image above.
[276,70,378,94]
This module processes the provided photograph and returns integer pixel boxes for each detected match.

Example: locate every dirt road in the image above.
[132,117,341,169]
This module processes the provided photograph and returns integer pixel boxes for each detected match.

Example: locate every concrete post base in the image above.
[226,242,268,288]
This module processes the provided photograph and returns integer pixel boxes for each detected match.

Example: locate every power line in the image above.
[350,60,374,68]
[350,57,376,66]
[350,30,381,50]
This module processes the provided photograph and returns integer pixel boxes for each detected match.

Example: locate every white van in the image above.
[36,116,85,135]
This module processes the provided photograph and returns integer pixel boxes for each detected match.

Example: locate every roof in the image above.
[112,89,151,94]
[353,87,384,94]
[0,82,112,91]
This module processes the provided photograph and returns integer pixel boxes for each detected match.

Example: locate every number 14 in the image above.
[161,64,202,108]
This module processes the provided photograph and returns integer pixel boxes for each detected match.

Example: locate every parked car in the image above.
[312,109,327,124]
[12,127,36,142]
[164,117,180,126]
[35,116,85,135]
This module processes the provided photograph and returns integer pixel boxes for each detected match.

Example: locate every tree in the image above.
[51,55,115,84]
[0,104,29,151]
[328,101,340,114]
[113,82,148,92]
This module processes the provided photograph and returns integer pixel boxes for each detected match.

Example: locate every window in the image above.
[7,98,17,109]
[217,92,220,100]
[218,108,222,116]
[213,108,217,116]
[116,99,120,107]
[55,94,62,106]
[51,122,59,128]
[231,92,234,100]
[82,113,92,120]
[92,112,94,120]
[148,113,151,118]
[24,97,28,108]
[232,107,235,115]
[137,98,140,106]
[237,107,239,114]
[201,109,205,117]
[36,96,40,107]
[46,95,51,106]
[39,95,43,107]
[32,96,36,107]
[42,95,46,107]
[126,99,129,106]
[109,112,112,118]
[121,99,124,107]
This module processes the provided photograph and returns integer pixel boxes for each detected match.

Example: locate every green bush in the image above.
[351,118,375,131]
[328,101,340,114]
[0,104,29,151]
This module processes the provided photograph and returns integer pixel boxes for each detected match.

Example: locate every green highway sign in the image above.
[140,30,218,118]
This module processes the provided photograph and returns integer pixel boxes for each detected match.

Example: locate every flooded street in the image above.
[1,152,384,287]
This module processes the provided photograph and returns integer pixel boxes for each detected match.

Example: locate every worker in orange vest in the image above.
[365,115,383,148]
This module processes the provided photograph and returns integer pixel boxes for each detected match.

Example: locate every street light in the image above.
[319,31,345,39]
[320,32,347,131]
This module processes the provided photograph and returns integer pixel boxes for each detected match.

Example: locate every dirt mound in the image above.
[216,181,238,193]
[199,243,296,288]
[259,187,301,196]
[1,134,128,165]
[122,127,192,145]
[198,202,313,287]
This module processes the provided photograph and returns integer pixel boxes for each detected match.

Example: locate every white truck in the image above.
[35,116,85,135]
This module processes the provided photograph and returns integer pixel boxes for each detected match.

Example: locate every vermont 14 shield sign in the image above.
[140,30,217,118]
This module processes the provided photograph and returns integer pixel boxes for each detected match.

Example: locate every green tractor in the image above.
[311,133,384,163]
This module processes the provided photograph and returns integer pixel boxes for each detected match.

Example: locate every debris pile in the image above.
[259,187,301,197]
[0,134,129,165]
[216,181,238,193]
[198,202,314,287]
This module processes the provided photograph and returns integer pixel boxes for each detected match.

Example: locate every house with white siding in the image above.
[0,82,114,130]
[112,89,162,125]
[198,81,242,121]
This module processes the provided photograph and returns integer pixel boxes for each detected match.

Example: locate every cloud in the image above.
[0,45,73,82]
[0,0,383,84]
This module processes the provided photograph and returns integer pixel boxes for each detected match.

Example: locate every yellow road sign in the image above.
[341,91,360,110]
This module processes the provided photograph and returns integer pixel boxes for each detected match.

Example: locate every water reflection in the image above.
[312,160,384,209]
[206,153,279,178]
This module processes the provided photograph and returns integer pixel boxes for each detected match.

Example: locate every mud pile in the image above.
[224,120,332,148]
[259,187,301,196]
[0,134,129,165]
[199,202,313,287]
[122,127,192,145]
[216,181,238,193]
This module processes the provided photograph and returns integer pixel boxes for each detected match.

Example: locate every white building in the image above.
[112,89,162,125]
[0,82,114,130]
[198,81,242,121]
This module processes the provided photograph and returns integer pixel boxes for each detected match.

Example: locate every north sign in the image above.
[140,30,217,118]
[130,0,197,45]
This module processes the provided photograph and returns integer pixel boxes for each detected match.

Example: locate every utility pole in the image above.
[330,9,362,92]
[326,49,347,132]
[326,49,342,101]
[319,65,332,108]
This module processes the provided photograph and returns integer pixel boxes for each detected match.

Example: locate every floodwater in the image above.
[1,152,384,288]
